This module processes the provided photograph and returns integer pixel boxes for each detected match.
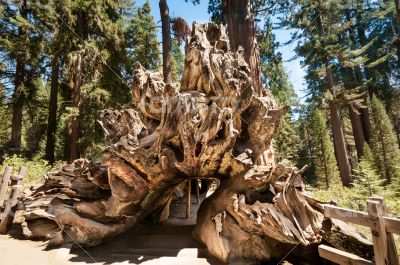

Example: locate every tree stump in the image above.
[19,22,373,263]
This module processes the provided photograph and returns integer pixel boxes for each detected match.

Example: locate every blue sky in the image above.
[136,0,308,101]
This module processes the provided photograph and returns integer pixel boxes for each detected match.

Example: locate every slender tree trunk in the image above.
[348,104,365,157]
[9,0,27,151]
[354,13,373,142]
[317,14,352,186]
[225,0,263,95]
[341,66,366,157]
[45,57,59,164]
[328,99,352,186]
[67,10,87,162]
[342,15,368,154]
[372,109,391,182]
[159,0,172,83]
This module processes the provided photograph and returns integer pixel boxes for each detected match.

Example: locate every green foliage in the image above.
[311,183,400,217]
[0,155,55,187]
[126,0,160,71]
[171,39,185,82]
[352,144,384,197]
[274,115,299,164]
[370,96,400,184]
[300,109,340,188]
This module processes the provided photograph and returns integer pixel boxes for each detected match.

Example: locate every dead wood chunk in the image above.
[107,158,150,203]
[22,218,60,240]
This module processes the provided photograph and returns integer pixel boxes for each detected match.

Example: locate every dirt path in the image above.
[0,194,222,265]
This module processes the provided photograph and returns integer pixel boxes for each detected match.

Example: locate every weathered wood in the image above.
[324,204,370,227]
[384,217,400,234]
[318,245,374,265]
[0,166,12,208]
[367,200,388,265]
[370,197,399,265]
[12,166,26,186]
[0,185,23,234]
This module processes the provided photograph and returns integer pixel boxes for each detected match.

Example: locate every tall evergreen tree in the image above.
[171,39,184,82]
[274,116,299,164]
[352,143,384,197]
[370,95,400,183]
[127,1,160,71]
[307,109,340,189]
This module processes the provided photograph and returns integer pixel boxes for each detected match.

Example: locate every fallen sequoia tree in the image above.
[18,22,373,264]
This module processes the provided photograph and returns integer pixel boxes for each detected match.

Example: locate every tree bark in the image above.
[348,103,365,157]
[45,57,59,164]
[159,0,172,84]
[225,0,263,96]
[355,13,373,142]
[67,9,88,162]
[9,0,27,151]
[317,15,352,186]
[328,100,353,186]
[341,21,368,156]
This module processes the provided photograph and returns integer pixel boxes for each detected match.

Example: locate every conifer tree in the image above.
[127,1,160,71]
[171,39,184,82]
[370,95,400,183]
[352,143,384,197]
[307,109,340,189]
[274,116,299,164]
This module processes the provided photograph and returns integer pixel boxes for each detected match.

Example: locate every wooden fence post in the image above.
[0,166,12,207]
[367,199,388,265]
[0,166,26,234]
[370,196,400,265]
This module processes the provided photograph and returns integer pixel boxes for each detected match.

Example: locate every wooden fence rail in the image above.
[0,166,26,234]
[318,196,400,265]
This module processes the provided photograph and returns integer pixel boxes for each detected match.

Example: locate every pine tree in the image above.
[307,109,340,189]
[127,1,160,71]
[274,115,299,164]
[171,39,184,83]
[352,143,384,197]
[370,95,400,183]
[0,0,46,153]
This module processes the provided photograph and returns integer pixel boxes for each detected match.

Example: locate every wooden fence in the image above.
[318,196,400,265]
[0,166,26,234]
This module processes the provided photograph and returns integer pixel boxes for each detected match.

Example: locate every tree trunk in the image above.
[341,65,366,158]
[354,13,373,142]
[328,100,353,186]
[341,20,369,154]
[9,0,27,151]
[225,0,263,95]
[159,0,172,83]
[324,63,352,186]
[45,57,59,164]
[348,103,365,157]
[317,15,352,186]
[67,9,88,162]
